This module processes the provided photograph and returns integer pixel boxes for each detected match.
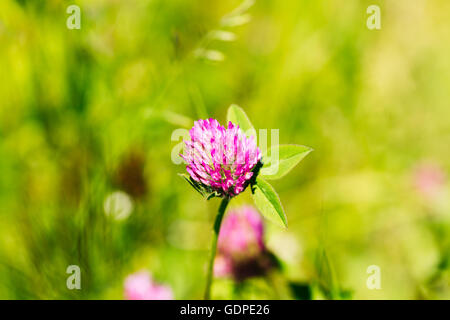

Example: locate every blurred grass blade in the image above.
[161,110,194,128]
[221,0,255,26]
[315,248,340,299]
[226,0,255,17]
[221,14,251,27]
[144,107,193,128]
[208,30,236,42]
[188,84,208,119]
[195,49,225,62]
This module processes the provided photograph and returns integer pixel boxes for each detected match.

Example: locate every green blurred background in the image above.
[0,0,449,299]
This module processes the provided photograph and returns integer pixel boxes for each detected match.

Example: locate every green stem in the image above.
[204,197,230,300]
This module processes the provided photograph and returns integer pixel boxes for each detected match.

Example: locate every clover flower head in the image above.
[214,206,275,281]
[213,255,233,278]
[124,271,173,300]
[218,206,265,258]
[414,163,445,198]
[181,119,262,198]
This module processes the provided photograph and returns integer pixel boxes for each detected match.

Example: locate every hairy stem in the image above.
[204,197,230,300]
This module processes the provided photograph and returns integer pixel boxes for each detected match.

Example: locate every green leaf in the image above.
[260,144,312,180]
[226,104,256,138]
[251,178,287,228]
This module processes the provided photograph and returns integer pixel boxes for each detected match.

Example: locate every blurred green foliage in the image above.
[0,0,449,299]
